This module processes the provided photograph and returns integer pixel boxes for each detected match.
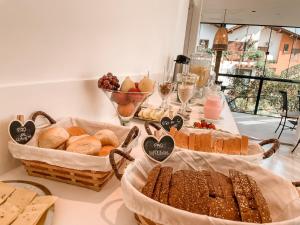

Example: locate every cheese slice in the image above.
[12,196,57,225]
[0,202,21,225]
[0,182,16,205]
[6,188,37,211]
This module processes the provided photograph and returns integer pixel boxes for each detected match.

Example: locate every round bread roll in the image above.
[67,126,86,137]
[38,127,69,149]
[98,145,115,156]
[66,136,101,155]
[94,129,119,147]
[66,134,89,147]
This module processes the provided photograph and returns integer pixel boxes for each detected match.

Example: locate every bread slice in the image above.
[189,133,196,150]
[231,137,242,155]
[202,132,212,152]
[214,138,224,153]
[141,165,161,197]
[169,127,178,138]
[194,134,202,151]
[174,131,189,149]
[241,136,249,155]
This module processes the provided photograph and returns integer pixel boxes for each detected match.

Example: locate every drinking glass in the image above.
[158,81,174,109]
[177,74,197,115]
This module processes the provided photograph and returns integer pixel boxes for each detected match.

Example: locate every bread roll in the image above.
[98,145,115,156]
[66,136,101,155]
[67,126,86,137]
[38,127,69,149]
[66,134,89,147]
[94,129,119,147]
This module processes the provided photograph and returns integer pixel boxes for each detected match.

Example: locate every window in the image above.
[198,39,209,48]
[283,44,289,53]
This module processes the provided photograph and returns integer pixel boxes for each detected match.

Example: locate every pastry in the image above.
[66,136,101,155]
[38,127,69,149]
[94,129,119,147]
[67,126,86,137]
[98,145,115,156]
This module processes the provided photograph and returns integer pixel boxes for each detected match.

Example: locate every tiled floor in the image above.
[233,112,297,145]
[233,112,300,182]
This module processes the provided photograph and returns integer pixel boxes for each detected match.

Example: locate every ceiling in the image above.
[201,0,300,27]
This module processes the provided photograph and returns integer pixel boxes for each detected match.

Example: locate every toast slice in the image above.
[189,133,196,150]
[241,136,249,155]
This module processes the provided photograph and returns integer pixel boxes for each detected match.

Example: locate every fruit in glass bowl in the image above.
[98,73,154,126]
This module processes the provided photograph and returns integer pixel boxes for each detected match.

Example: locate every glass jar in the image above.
[190,41,213,97]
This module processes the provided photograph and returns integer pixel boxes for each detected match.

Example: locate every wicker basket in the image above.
[144,121,280,161]
[12,111,140,191]
[109,149,300,225]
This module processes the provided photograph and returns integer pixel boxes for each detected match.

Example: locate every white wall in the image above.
[0,0,189,173]
[198,23,218,48]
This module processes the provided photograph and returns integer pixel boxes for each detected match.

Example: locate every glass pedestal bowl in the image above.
[101,89,152,126]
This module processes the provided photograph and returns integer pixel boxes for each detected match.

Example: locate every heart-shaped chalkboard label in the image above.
[142,135,175,163]
[9,120,36,144]
[160,115,183,132]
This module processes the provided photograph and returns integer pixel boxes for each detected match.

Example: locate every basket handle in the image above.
[31,111,56,124]
[260,139,280,159]
[122,126,139,148]
[109,149,135,180]
[144,121,161,135]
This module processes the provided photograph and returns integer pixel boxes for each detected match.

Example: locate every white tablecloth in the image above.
[0,94,239,225]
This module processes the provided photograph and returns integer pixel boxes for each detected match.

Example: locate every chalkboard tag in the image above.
[8,115,36,144]
[142,135,175,163]
[160,115,183,132]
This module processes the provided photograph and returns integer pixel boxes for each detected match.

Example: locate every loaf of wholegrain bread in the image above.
[141,167,271,223]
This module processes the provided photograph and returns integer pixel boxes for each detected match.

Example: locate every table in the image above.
[0,94,239,225]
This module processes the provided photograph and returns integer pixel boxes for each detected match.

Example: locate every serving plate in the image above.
[2,180,54,225]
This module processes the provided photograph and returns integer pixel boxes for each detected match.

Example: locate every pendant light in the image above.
[213,9,228,51]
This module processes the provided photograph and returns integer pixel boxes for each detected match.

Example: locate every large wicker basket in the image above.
[109,150,300,225]
[144,121,280,162]
[9,111,139,191]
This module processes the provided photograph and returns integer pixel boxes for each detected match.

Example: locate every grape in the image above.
[98,72,120,90]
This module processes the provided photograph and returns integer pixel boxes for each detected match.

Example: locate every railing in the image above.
[219,74,300,116]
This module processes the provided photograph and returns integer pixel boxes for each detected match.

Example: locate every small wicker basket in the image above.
[144,121,280,161]
[12,111,139,191]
